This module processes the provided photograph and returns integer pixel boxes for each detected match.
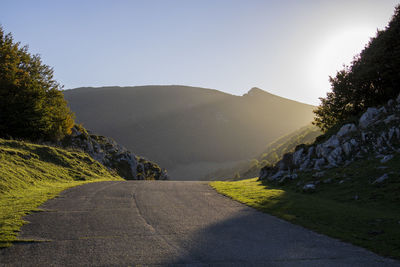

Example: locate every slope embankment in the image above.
[0,138,122,247]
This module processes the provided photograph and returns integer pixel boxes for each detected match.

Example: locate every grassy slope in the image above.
[206,124,321,180]
[211,155,400,259]
[0,138,122,247]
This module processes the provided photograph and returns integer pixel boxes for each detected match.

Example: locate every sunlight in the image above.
[310,26,378,99]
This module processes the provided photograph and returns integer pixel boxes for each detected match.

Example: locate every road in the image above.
[0,181,398,266]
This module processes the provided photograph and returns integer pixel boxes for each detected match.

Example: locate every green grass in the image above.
[210,155,400,259]
[0,138,122,248]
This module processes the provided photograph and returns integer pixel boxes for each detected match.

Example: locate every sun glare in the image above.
[310,26,378,99]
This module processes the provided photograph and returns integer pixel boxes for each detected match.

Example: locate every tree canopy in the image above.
[314,5,400,132]
[0,26,74,140]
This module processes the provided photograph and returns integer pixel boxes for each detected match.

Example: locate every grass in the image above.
[0,138,122,248]
[210,155,400,259]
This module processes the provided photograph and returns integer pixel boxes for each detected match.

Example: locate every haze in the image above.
[0,0,398,105]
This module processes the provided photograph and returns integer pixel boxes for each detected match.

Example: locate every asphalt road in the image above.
[1,181,398,266]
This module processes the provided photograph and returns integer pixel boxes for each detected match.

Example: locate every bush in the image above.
[0,26,74,141]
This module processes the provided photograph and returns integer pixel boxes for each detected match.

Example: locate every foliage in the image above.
[211,153,400,259]
[0,138,122,247]
[314,5,400,131]
[0,26,74,141]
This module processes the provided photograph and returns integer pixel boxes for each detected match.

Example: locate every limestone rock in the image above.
[373,173,389,184]
[292,148,304,166]
[359,107,379,128]
[337,123,357,138]
[380,155,394,163]
[303,183,316,193]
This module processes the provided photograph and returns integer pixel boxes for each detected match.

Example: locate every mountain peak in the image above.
[243,87,269,97]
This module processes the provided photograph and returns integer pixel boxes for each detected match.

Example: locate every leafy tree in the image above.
[0,26,74,140]
[314,5,400,131]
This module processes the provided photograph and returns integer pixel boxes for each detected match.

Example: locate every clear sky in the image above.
[1,0,398,105]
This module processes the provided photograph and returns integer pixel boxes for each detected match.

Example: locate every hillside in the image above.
[0,138,122,247]
[211,94,400,259]
[206,124,321,180]
[64,85,315,180]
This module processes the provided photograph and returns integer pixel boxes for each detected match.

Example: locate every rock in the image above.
[323,178,333,184]
[259,165,274,180]
[354,195,359,201]
[378,106,387,114]
[387,99,395,107]
[324,135,340,148]
[359,107,379,129]
[270,170,286,181]
[299,158,310,171]
[372,173,389,184]
[278,175,292,184]
[337,123,357,138]
[62,126,168,180]
[303,183,316,193]
[342,142,352,156]
[312,171,325,178]
[306,146,315,159]
[397,93,400,103]
[327,147,343,165]
[292,148,304,166]
[377,166,388,170]
[314,158,326,170]
[276,153,293,171]
[384,114,398,124]
[380,155,394,163]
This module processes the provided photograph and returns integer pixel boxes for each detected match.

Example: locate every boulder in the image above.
[342,142,352,156]
[359,107,379,128]
[327,147,343,165]
[384,114,398,124]
[270,170,286,181]
[312,171,325,178]
[259,165,274,180]
[337,123,357,138]
[372,173,389,184]
[314,158,326,170]
[303,183,316,193]
[380,155,394,163]
[324,135,340,148]
[292,148,304,166]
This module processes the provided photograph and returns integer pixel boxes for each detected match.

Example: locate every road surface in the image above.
[1,181,398,266]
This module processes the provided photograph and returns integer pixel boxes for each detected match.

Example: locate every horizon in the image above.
[1,0,398,105]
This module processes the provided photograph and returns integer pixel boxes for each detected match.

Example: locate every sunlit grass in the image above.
[211,166,400,259]
[0,139,122,247]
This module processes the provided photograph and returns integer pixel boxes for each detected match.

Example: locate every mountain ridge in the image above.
[64,85,315,180]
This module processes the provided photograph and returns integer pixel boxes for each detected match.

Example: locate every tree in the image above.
[0,26,74,140]
[314,5,400,131]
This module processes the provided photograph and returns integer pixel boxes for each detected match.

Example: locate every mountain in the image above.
[205,124,321,181]
[64,85,315,180]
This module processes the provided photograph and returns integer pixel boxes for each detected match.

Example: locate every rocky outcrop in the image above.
[61,126,168,180]
[259,93,400,182]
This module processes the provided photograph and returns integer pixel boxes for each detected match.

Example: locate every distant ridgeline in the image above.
[206,125,321,181]
[64,86,315,180]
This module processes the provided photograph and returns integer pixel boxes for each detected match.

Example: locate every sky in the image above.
[1,0,398,105]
